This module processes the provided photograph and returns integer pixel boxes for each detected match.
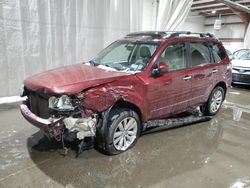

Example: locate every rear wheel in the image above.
[201,86,225,116]
[104,108,140,155]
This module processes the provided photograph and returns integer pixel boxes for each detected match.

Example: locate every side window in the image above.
[130,43,160,70]
[189,42,212,67]
[158,42,186,72]
[210,43,226,62]
[134,44,158,62]
[139,44,158,56]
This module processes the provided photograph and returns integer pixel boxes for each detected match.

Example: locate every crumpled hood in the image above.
[232,59,250,68]
[24,64,130,95]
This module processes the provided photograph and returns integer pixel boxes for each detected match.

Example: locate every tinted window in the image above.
[189,42,212,67]
[158,42,186,72]
[210,43,226,62]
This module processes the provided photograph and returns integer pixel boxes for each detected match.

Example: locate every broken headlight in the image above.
[49,95,75,111]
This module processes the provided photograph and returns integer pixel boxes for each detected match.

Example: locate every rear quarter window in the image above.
[210,43,226,62]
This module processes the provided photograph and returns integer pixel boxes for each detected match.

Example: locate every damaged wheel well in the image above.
[112,100,142,124]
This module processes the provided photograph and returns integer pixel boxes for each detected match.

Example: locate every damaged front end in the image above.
[20,90,100,156]
[48,94,97,140]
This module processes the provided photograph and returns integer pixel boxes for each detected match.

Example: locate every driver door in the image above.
[147,42,192,119]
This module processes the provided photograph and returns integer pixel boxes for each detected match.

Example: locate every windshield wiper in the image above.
[103,64,119,70]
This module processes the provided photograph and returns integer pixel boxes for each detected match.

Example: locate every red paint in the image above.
[20,102,62,130]
[82,76,148,121]
[23,36,232,125]
[24,64,130,95]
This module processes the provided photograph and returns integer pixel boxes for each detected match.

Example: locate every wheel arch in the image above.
[111,100,143,124]
[214,81,227,100]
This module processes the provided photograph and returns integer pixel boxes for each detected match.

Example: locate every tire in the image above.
[104,108,140,155]
[201,86,225,116]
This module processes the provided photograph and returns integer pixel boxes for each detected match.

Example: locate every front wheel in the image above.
[104,108,140,155]
[201,86,225,116]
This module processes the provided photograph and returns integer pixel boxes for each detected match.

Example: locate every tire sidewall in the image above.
[106,108,140,155]
[207,86,225,116]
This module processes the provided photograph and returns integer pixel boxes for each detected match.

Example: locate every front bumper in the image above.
[20,101,63,131]
[232,73,250,85]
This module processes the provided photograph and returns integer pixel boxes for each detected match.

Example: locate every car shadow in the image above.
[27,116,223,187]
[232,84,250,90]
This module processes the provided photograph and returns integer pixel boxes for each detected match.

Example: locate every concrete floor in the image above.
[0,86,250,188]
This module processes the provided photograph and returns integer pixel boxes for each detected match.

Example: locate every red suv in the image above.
[20,31,232,155]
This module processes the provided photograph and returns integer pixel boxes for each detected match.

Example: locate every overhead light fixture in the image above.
[212,10,217,14]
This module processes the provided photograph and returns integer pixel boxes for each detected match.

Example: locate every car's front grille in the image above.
[232,67,250,74]
[27,92,50,119]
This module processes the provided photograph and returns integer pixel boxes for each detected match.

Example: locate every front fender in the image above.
[82,85,146,121]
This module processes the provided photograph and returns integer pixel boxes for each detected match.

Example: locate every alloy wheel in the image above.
[210,90,223,113]
[113,117,138,151]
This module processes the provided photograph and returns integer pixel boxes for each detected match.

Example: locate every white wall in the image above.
[181,14,205,32]
[142,2,206,32]
[142,0,157,30]
[204,15,245,52]
[181,13,245,53]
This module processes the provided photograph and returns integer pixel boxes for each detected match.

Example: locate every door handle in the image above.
[183,75,192,80]
[212,69,218,73]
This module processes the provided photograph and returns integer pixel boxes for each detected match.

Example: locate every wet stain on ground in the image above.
[0,87,250,187]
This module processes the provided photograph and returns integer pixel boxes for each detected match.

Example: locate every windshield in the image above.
[90,41,161,72]
[234,49,250,58]
[238,51,250,60]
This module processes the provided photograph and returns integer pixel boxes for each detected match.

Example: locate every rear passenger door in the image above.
[187,41,213,106]
[208,42,228,86]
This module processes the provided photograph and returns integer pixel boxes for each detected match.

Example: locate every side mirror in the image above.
[151,62,169,77]
[158,62,169,74]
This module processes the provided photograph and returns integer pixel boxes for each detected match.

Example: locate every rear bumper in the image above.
[20,101,62,131]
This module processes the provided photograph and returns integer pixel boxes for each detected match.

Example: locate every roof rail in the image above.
[125,32,165,39]
[125,31,216,40]
[167,31,216,39]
